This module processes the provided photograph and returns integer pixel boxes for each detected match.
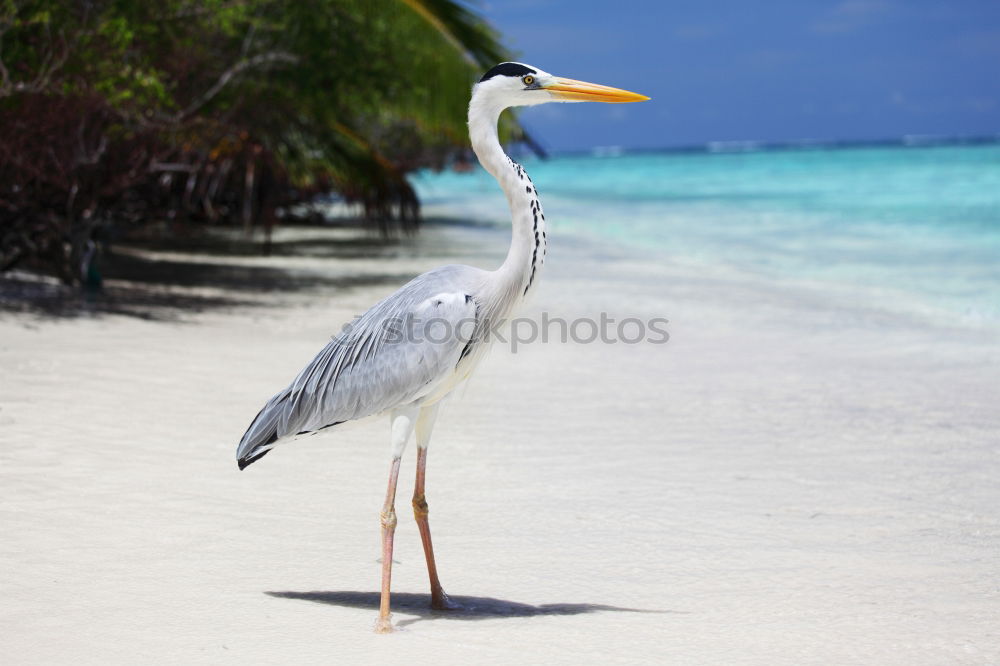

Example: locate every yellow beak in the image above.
[542,77,650,103]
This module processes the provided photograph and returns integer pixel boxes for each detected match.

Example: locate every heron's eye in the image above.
[522,75,535,86]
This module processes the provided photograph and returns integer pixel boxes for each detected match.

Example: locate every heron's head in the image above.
[473,62,649,108]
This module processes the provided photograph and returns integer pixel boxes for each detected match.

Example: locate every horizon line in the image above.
[516,132,1000,159]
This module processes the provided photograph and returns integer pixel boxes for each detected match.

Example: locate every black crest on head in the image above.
[480,62,536,82]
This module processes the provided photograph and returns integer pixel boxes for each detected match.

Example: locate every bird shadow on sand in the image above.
[266,590,677,628]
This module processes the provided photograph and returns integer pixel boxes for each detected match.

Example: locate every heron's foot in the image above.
[374,615,395,634]
[431,590,462,611]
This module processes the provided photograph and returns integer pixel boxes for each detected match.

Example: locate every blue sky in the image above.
[476,0,1000,152]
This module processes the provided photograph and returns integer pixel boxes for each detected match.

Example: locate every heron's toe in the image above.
[431,592,463,611]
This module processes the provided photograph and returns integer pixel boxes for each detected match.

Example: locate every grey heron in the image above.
[237,62,648,633]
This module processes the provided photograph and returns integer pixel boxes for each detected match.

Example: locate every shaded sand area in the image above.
[2,222,999,664]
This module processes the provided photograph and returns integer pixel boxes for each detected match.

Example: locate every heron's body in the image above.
[237,62,647,632]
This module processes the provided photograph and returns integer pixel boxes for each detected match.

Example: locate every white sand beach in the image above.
[2,223,999,664]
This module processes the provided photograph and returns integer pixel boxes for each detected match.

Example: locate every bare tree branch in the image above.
[174,51,298,121]
[160,0,251,22]
[0,26,70,99]
[0,21,10,96]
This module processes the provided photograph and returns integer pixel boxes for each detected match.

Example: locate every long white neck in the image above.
[468,92,547,319]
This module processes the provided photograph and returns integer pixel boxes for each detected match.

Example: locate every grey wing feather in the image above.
[237,265,484,467]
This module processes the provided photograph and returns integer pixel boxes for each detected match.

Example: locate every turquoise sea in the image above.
[413,144,1000,325]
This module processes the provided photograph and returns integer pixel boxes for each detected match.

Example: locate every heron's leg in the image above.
[375,407,417,634]
[413,404,461,610]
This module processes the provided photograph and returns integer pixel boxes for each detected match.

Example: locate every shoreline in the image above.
[414,143,1000,332]
[5,217,996,341]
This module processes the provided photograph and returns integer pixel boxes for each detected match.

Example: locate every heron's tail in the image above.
[236,390,289,470]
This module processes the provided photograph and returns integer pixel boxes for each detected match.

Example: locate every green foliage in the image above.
[0,0,522,282]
